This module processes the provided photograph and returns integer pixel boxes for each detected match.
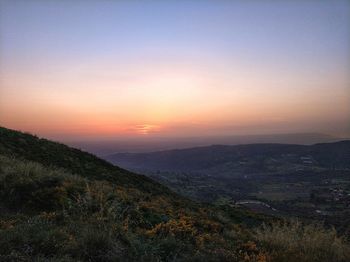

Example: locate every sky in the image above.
[0,0,350,141]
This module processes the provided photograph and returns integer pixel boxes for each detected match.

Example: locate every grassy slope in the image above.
[0,126,349,261]
[0,127,166,190]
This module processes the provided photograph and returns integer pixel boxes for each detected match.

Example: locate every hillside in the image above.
[0,127,169,194]
[0,127,349,261]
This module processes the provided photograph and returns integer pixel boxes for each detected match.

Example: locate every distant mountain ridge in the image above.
[105,140,350,172]
[68,132,342,156]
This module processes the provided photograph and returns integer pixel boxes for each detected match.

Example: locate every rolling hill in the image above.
[106,141,350,229]
[106,141,350,172]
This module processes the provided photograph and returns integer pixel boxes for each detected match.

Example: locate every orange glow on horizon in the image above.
[1,0,350,140]
[1,35,349,140]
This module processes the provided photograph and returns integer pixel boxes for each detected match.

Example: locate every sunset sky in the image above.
[1,0,350,140]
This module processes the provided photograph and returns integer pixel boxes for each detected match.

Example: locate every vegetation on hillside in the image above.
[0,155,265,261]
[0,127,349,261]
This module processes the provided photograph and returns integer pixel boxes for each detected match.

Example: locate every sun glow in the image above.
[0,0,349,139]
[135,124,160,135]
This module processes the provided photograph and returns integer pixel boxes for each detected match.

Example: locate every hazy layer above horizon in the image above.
[67,133,347,156]
[0,1,349,140]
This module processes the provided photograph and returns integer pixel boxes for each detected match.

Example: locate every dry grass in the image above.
[255,220,350,262]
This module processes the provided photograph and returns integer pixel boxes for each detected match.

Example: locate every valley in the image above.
[106,142,350,233]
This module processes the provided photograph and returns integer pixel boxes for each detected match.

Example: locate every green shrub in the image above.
[77,227,126,262]
[0,216,71,258]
